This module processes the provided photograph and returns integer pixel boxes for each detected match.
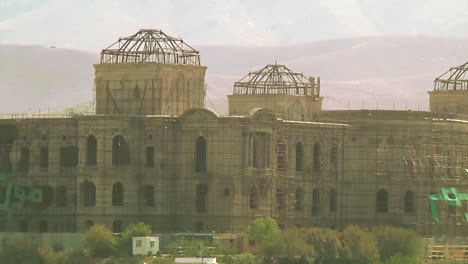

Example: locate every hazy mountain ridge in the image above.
[1,0,468,50]
[1,35,468,114]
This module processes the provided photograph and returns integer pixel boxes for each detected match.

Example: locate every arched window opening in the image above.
[295,142,304,172]
[19,220,28,232]
[112,182,124,206]
[55,186,68,207]
[18,147,30,173]
[143,185,155,206]
[81,181,96,207]
[113,220,122,233]
[295,188,304,211]
[329,189,337,213]
[0,138,13,174]
[59,146,79,168]
[330,144,338,172]
[40,147,49,169]
[112,135,130,166]
[85,220,94,230]
[195,184,208,213]
[404,191,415,213]
[39,220,48,233]
[40,186,54,209]
[249,186,258,209]
[146,146,155,168]
[376,189,388,213]
[252,132,268,168]
[313,143,321,173]
[312,188,320,216]
[195,137,207,173]
[86,135,97,166]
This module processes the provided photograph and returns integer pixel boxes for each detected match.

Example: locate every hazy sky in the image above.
[1,0,467,51]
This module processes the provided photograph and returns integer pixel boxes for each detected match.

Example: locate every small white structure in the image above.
[132,236,159,256]
[175,257,217,264]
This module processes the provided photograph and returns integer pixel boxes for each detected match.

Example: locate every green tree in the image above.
[301,227,343,264]
[81,224,118,258]
[341,225,380,264]
[263,228,315,264]
[372,226,420,260]
[120,222,153,255]
[246,218,280,243]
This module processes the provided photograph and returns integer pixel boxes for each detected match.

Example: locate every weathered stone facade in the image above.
[0,29,467,236]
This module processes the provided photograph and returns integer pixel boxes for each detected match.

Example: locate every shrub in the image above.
[341,225,380,264]
[39,247,68,264]
[120,222,152,255]
[263,228,315,264]
[246,218,280,243]
[81,224,118,258]
[372,226,420,260]
[302,227,342,264]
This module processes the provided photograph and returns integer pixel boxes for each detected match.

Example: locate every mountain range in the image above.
[1,35,468,114]
[1,0,468,50]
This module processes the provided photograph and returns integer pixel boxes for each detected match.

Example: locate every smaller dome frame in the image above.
[100,29,200,65]
[434,61,468,91]
[233,63,319,96]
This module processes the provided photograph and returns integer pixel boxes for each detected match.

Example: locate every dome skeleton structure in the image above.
[434,61,468,91]
[100,29,200,65]
[233,63,320,96]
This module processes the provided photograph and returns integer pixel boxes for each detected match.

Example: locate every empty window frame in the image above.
[313,143,321,173]
[146,146,155,168]
[195,137,207,173]
[376,189,388,213]
[86,135,97,166]
[112,182,124,206]
[81,181,96,207]
[143,185,155,206]
[404,190,415,213]
[295,188,304,211]
[112,135,130,166]
[249,186,258,209]
[59,146,79,167]
[40,147,49,169]
[196,184,208,213]
[295,142,304,172]
[312,188,320,216]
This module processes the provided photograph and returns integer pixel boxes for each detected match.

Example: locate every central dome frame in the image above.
[100,29,200,65]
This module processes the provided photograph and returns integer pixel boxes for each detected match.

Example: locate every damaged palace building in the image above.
[1,29,468,236]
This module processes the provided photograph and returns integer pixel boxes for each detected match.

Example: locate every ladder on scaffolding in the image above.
[276,132,291,228]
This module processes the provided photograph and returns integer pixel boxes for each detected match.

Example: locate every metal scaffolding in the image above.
[100,29,200,65]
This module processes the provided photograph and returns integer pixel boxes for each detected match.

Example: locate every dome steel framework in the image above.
[233,64,319,96]
[434,61,468,91]
[100,29,200,65]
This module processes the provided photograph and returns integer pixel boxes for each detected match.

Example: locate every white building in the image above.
[132,236,159,256]
[175,257,217,264]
